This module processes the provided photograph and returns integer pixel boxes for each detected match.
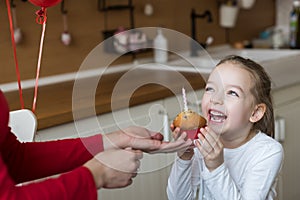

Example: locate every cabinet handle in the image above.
[275,116,285,142]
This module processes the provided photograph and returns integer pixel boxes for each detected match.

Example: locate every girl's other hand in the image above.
[194,126,224,171]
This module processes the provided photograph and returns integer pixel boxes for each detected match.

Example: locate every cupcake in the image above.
[173,109,206,139]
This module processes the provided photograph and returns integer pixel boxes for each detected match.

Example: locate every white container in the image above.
[272,29,284,49]
[219,5,239,28]
[239,0,256,9]
[153,28,168,63]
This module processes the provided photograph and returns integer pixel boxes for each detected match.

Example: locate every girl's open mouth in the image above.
[209,109,227,123]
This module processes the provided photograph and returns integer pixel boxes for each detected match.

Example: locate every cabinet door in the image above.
[273,84,300,200]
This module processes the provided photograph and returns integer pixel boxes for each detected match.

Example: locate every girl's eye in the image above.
[205,87,214,92]
[228,90,239,97]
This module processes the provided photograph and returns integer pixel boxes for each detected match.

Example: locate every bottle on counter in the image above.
[289,0,300,49]
[272,29,284,49]
[153,28,168,63]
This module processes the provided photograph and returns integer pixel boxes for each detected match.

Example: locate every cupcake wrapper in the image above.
[181,128,201,140]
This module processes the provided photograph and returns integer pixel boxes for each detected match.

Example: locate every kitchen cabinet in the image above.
[273,83,300,200]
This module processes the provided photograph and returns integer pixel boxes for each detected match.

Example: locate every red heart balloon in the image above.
[28,0,62,8]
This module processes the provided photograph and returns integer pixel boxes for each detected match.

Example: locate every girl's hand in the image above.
[195,126,224,171]
[150,125,192,154]
[171,124,194,160]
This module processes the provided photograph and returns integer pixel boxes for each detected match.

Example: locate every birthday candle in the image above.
[182,87,188,112]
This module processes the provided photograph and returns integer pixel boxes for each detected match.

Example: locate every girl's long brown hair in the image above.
[217,55,274,137]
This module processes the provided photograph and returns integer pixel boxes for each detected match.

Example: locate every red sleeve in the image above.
[1,131,103,184]
[0,90,100,199]
[0,155,97,200]
[0,90,104,183]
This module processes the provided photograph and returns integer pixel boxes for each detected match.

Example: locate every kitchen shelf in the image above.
[99,5,134,11]
[98,0,134,30]
[102,29,152,56]
[99,0,150,58]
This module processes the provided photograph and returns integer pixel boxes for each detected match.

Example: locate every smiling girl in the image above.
[167,55,284,200]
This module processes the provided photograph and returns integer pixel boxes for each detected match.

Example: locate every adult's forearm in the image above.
[2,132,103,183]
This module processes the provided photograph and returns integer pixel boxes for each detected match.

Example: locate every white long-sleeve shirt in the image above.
[167,132,283,200]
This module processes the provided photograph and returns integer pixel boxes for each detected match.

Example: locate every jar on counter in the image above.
[273,29,285,49]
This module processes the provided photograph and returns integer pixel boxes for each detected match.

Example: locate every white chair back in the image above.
[9,109,37,142]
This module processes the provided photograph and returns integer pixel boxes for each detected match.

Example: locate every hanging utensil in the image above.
[11,0,22,44]
[144,0,154,16]
[60,0,71,45]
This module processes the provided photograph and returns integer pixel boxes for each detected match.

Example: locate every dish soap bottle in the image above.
[153,28,168,63]
[289,0,300,49]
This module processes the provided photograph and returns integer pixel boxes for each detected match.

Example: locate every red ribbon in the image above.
[5,0,24,109]
[35,7,47,25]
[6,0,48,113]
[32,15,47,113]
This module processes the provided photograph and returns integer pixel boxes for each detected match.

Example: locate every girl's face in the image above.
[201,62,256,139]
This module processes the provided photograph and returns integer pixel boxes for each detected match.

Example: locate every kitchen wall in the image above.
[0,0,275,84]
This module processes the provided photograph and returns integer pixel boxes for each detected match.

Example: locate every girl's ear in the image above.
[250,103,266,123]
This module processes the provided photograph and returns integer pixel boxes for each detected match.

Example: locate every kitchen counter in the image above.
[3,68,206,130]
[3,45,300,131]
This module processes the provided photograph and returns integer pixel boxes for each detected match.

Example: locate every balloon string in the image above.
[32,19,47,113]
[5,0,24,109]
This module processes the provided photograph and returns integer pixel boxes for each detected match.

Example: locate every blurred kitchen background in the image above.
[1,0,300,200]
